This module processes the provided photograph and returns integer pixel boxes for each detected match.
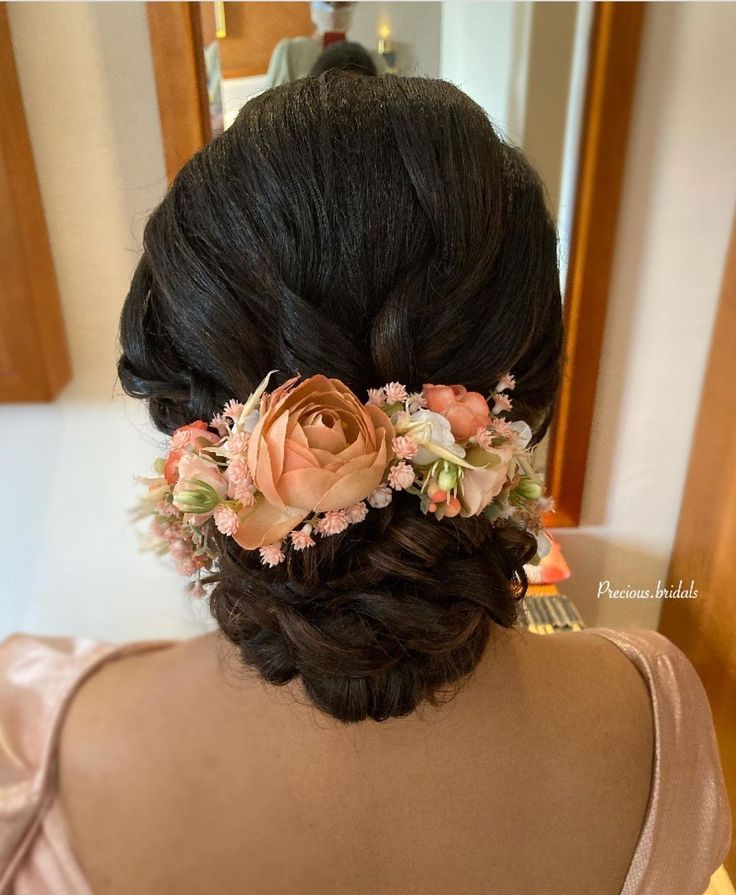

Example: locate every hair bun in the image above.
[208,496,535,722]
[119,75,562,722]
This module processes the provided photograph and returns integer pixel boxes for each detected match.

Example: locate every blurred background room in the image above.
[1,1,735,877]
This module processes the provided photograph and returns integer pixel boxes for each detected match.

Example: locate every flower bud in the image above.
[437,462,458,492]
[172,479,221,514]
[514,477,542,500]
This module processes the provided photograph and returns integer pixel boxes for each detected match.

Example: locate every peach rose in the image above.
[234,375,394,549]
[458,443,514,517]
[423,384,492,442]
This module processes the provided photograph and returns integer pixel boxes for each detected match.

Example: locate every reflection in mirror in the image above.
[197,1,594,485]
[194,0,593,484]
[180,0,595,512]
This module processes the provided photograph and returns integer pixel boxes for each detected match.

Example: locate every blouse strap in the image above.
[0,634,171,889]
[585,627,732,895]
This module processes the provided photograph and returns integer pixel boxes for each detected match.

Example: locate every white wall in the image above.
[439,1,590,292]
[553,2,736,628]
[350,1,442,78]
[1,3,208,642]
[440,1,532,143]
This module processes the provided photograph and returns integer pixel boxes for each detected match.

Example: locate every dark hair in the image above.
[119,75,563,723]
[309,41,378,78]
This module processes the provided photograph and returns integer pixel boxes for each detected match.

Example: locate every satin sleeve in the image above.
[586,627,732,895]
[0,634,118,890]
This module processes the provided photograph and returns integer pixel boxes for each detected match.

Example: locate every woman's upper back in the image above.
[0,626,730,895]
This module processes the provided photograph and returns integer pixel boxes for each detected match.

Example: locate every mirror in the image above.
[148,0,643,528]
[201,1,590,299]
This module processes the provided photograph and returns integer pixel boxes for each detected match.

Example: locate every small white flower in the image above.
[402,410,466,466]
[509,420,532,448]
[406,392,428,414]
[535,530,552,560]
[238,409,260,434]
[368,484,392,508]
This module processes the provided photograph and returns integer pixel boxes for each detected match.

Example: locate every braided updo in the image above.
[119,74,563,722]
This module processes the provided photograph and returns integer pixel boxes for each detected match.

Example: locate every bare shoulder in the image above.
[60,641,171,770]
[523,627,655,748]
[57,635,242,892]
[515,628,655,824]
[490,628,656,890]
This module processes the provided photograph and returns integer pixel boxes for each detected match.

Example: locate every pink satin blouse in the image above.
[0,628,731,894]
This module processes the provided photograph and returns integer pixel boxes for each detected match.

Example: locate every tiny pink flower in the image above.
[157,499,178,517]
[226,431,249,455]
[490,417,515,437]
[367,387,386,406]
[232,483,256,506]
[177,553,207,576]
[471,427,494,450]
[368,484,392,508]
[495,372,516,392]
[210,413,230,436]
[259,543,285,567]
[170,539,191,559]
[493,393,512,414]
[227,457,252,486]
[406,392,428,413]
[214,504,240,537]
[223,399,246,420]
[178,558,198,576]
[290,525,315,550]
[538,495,556,514]
[162,524,183,541]
[392,435,418,460]
[344,501,368,524]
[317,510,349,536]
[388,461,415,491]
[384,382,408,403]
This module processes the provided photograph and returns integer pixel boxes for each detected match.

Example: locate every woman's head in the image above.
[309,41,378,78]
[119,74,563,723]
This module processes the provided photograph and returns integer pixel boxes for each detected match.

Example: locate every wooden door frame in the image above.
[146,2,211,183]
[0,6,70,402]
[544,2,645,526]
[659,214,736,875]
[145,2,646,527]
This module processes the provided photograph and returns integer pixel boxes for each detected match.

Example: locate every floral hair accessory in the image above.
[134,371,552,590]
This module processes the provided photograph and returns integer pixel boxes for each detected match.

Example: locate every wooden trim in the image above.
[0,6,70,402]
[147,2,211,183]
[544,3,645,527]
[659,214,736,876]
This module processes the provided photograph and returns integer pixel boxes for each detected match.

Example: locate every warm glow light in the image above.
[379,23,391,40]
